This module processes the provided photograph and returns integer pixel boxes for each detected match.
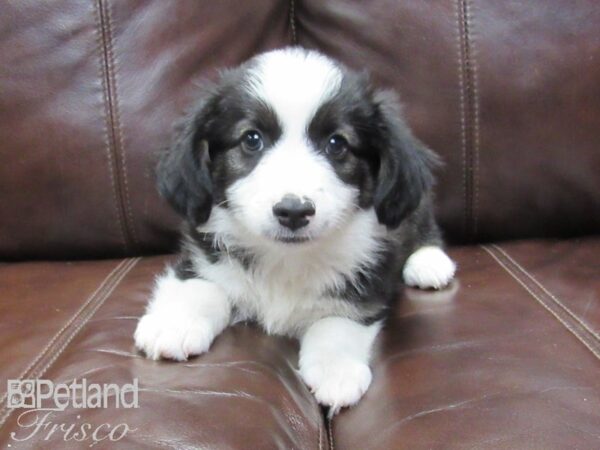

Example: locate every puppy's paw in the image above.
[134,313,215,361]
[134,271,230,361]
[300,356,372,416]
[403,246,456,290]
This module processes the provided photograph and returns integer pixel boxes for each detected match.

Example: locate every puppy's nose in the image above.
[272,194,315,231]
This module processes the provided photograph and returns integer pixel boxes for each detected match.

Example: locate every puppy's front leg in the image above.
[134,268,230,361]
[299,317,381,416]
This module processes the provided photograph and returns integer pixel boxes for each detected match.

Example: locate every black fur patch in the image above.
[307,72,379,208]
[187,227,221,264]
[157,64,282,225]
[173,257,197,280]
[307,69,437,226]
[184,223,256,271]
[323,238,398,324]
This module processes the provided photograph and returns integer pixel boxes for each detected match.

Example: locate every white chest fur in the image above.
[194,207,386,336]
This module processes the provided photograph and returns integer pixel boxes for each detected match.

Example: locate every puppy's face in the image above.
[159,48,434,245]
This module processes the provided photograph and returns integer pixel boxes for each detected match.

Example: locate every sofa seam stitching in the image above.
[29,258,140,379]
[317,409,322,450]
[467,0,480,237]
[492,245,600,341]
[289,0,298,45]
[455,0,469,239]
[327,417,334,450]
[94,0,129,253]
[463,0,475,239]
[28,260,135,380]
[457,0,478,240]
[483,245,600,360]
[104,0,139,249]
[0,258,140,430]
[482,245,600,361]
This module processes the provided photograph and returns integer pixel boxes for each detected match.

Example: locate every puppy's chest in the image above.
[200,257,359,336]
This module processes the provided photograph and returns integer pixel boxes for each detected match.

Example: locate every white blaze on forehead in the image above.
[226,49,356,242]
[248,48,342,135]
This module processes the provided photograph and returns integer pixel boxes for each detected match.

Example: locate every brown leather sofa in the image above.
[1,1,599,448]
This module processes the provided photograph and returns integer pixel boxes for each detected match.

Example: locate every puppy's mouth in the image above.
[267,227,314,244]
[260,220,321,245]
[275,235,311,244]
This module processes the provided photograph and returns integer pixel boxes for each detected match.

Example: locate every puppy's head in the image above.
[159,48,435,245]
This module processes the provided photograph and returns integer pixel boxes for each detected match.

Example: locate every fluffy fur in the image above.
[135,47,456,413]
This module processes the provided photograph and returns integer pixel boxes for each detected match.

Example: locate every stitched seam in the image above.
[318,409,322,450]
[289,0,298,45]
[94,0,129,252]
[455,0,468,238]
[467,0,480,236]
[0,258,140,430]
[456,0,477,240]
[0,259,127,408]
[482,246,600,361]
[104,0,139,248]
[483,245,600,360]
[463,0,475,239]
[327,417,334,450]
[492,245,600,341]
[30,258,139,379]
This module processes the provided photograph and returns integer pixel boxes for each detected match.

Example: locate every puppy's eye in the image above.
[325,134,348,159]
[241,130,264,153]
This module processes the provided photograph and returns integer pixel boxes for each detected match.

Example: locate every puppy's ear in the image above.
[373,90,437,228]
[157,95,216,226]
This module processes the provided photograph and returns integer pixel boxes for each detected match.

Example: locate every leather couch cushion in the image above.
[331,238,600,449]
[0,0,290,260]
[484,238,600,341]
[1,239,598,448]
[0,258,138,386]
[297,0,600,243]
[0,256,325,449]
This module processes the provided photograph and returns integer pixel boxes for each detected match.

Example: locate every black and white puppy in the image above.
[135,48,455,414]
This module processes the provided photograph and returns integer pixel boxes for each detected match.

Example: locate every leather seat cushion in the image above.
[1,239,599,448]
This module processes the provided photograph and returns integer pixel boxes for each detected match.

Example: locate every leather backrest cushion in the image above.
[0,0,289,259]
[1,0,599,259]
[297,0,600,243]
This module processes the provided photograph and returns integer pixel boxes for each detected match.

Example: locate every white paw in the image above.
[134,270,230,361]
[300,356,372,415]
[403,246,456,290]
[134,313,215,361]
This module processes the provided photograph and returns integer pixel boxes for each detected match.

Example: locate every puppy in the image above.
[134,47,455,414]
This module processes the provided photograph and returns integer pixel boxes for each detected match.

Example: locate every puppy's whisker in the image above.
[213,200,228,208]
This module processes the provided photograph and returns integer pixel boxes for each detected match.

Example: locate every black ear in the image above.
[373,90,437,228]
[157,96,215,226]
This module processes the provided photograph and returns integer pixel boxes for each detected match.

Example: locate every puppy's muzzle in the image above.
[272,194,315,231]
